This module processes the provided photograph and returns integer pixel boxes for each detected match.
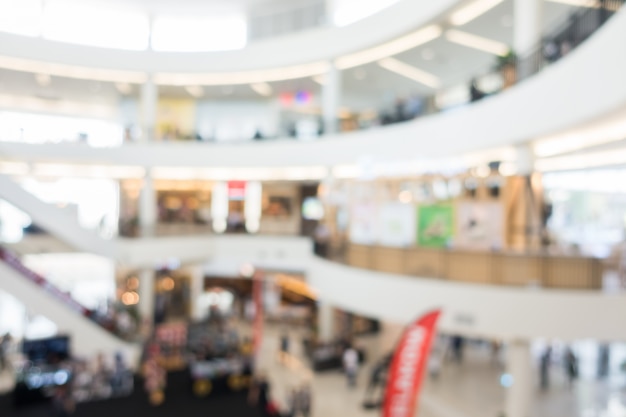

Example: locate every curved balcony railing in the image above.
[343,244,603,290]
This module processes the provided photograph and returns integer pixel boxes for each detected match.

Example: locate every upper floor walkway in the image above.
[0,5,624,172]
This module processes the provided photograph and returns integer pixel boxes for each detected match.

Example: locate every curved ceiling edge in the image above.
[0,0,459,75]
[0,9,624,170]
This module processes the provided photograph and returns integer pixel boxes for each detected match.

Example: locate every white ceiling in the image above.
[0,0,585,113]
[81,0,318,14]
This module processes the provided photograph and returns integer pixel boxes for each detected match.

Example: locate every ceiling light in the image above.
[474,164,491,178]
[533,119,626,157]
[155,61,329,86]
[250,82,272,97]
[185,85,204,98]
[498,162,518,176]
[545,0,599,7]
[336,25,442,70]
[377,57,440,88]
[115,83,133,95]
[312,75,326,85]
[536,148,626,172]
[0,55,147,84]
[549,0,621,10]
[450,0,505,26]
[446,29,509,56]
[35,73,51,86]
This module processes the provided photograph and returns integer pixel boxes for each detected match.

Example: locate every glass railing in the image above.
[0,247,136,341]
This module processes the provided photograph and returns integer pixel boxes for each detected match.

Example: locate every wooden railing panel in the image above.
[371,246,407,275]
[405,247,446,278]
[446,251,493,284]
[496,254,543,287]
[346,244,372,270]
[343,244,602,290]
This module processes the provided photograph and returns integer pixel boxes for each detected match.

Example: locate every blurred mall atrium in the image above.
[0,0,625,416]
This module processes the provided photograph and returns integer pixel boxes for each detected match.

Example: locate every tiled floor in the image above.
[254,324,626,417]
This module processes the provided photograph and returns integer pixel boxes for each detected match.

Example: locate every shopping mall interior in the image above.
[0,0,625,416]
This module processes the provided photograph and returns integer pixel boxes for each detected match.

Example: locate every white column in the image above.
[139,169,157,237]
[516,143,535,176]
[505,340,533,417]
[188,265,206,321]
[322,61,342,135]
[514,0,543,79]
[140,74,158,142]
[317,301,336,342]
[138,269,155,328]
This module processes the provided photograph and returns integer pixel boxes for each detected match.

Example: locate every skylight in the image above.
[151,15,248,52]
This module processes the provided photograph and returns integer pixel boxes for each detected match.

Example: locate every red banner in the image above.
[382,310,441,417]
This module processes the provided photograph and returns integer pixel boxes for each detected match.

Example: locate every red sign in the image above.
[382,310,441,417]
[228,181,247,199]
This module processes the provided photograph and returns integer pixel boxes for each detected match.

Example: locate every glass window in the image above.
[332,0,400,27]
[151,15,247,52]
[42,0,149,50]
[0,0,43,37]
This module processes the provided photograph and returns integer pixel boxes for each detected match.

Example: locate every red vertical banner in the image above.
[252,270,264,360]
[382,310,441,417]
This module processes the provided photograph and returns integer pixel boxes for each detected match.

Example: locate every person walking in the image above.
[540,346,552,391]
[298,383,312,417]
[564,347,578,389]
[343,345,359,388]
[0,333,10,371]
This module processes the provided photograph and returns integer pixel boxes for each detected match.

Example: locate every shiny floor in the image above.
[1,325,625,417]
[254,325,626,417]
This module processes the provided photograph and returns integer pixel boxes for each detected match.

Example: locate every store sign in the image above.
[417,204,454,247]
[228,181,247,200]
[382,310,441,417]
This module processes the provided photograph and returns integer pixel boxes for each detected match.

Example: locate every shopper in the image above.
[249,373,271,416]
[298,383,312,417]
[52,384,75,417]
[539,346,552,390]
[564,347,578,388]
[343,345,359,388]
[0,333,11,371]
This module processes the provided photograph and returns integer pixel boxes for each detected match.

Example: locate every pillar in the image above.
[188,265,206,321]
[505,340,533,417]
[317,301,336,342]
[140,74,158,142]
[138,269,155,329]
[514,0,543,80]
[515,143,535,176]
[139,169,157,237]
[322,61,342,135]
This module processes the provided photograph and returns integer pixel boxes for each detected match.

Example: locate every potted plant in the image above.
[497,49,517,89]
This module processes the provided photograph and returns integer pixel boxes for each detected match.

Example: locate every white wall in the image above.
[195,100,280,141]
[1,8,624,170]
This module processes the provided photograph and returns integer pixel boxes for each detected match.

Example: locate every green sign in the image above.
[417,204,454,247]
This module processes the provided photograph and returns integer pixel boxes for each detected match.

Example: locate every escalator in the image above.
[0,247,140,364]
[0,174,118,258]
